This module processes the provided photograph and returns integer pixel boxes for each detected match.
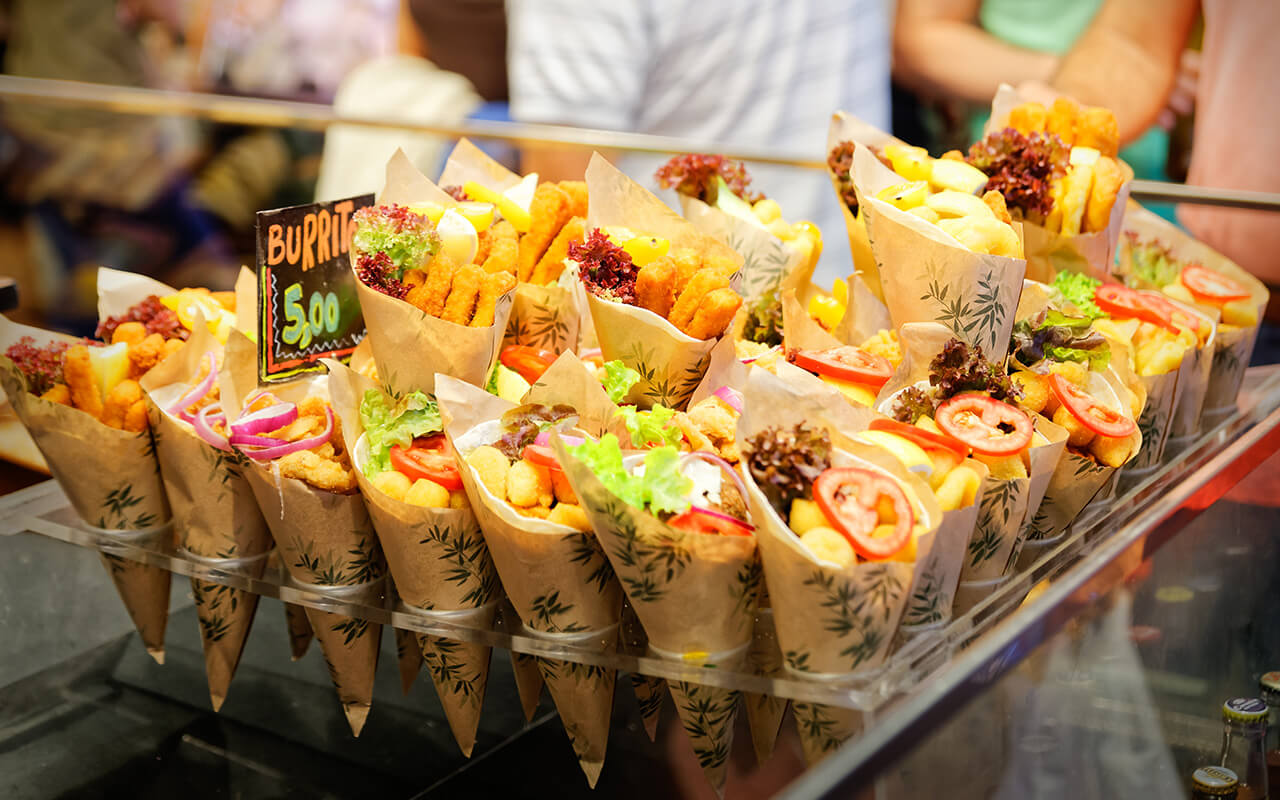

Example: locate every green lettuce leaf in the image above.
[601,360,641,404]
[1050,271,1105,320]
[616,404,683,448]
[359,389,443,476]
[567,435,692,515]
[1045,343,1111,371]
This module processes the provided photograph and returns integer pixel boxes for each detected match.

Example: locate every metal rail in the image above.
[1,76,1277,211]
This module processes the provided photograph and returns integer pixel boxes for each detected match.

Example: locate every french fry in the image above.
[63,345,103,420]
[530,216,585,286]
[1057,162,1096,236]
[1084,156,1123,233]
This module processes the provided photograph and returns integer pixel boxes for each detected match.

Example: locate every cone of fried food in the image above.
[351,149,517,397]
[438,138,587,355]
[327,357,501,756]
[436,353,626,787]
[973,85,1132,284]
[218,331,386,736]
[1115,201,1268,434]
[577,153,745,410]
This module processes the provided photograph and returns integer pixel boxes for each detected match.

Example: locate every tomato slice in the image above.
[1139,291,1200,332]
[1180,265,1250,303]
[1095,284,1180,333]
[868,417,970,461]
[790,346,892,388]
[500,345,557,384]
[668,507,753,537]
[1048,374,1136,439]
[813,467,914,560]
[934,395,1034,457]
[521,443,562,472]
[390,433,462,490]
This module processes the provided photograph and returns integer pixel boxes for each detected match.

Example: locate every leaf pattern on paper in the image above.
[919,262,1007,353]
[98,482,159,529]
[729,556,764,624]
[624,341,708,410]
[416,521,499,609]
[569,532,617,595]
[536,656,610,686]
[902,569,944,626]
[803,565,904,671]
[1025,495,1056,541]
[673,681,739,772]
[726,227,789,301]
[793,702,849,755]
[529,590,589,634]
[784,649,812,673]
[421,636,482,702]
[1133,398,1166,469]
[507,296,571,352]
[331,617,371,646]
[290,533,384,586]
[599,497,691,604]
[192,579,243,643]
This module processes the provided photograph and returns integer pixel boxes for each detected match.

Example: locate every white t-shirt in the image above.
[507,0,892,286]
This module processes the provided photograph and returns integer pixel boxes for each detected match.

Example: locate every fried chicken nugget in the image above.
[102,379,143,430]
[1047,96,1080,146]
[124,399,148,432]
[530,215,585,285]
[669,269,730,331]
[697,249,741,280]
[635,256,677,318]
[111,321,148,346]
[442,264,484,324]
[127,333,167,378]
[1084,156,1124,233]
[40,383,71,406]
[1076,107,1120,158]
[669,248,703,296]
[480,221,518,275]
[557,180,588,219]
[682,287,741,340]
[517,183,571,282]
[163,338,184,359]
[409,252,459,317]
[1008,101,1047,134]
[63,345,103,420]
[471,270,516,327]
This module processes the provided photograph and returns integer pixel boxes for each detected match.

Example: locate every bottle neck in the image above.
[1221,721,1270,798]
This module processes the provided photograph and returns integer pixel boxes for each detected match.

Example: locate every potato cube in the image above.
[548,503,592,532]
[799,527,855,568]
[371,470,412,502]
[1053,405,1097,448]
[466,446,509,500]
[789,498,828,534]
[405,478,450,508]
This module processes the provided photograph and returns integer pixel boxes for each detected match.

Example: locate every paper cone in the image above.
[302,580,385,737]
[189,554,266,710]
[899,490,984,629]
[0,315,172,659]
[984,85,1131,284]
[417,603,496,758]
[283,596,314,661]
[535,627,619,788]
[509,648,545,722]
[583,154,744,410]
[393,624,422,695]
[743,610,788,765]
[354,150,515,398]
[852,145,1027,357]
[678,194,809,303]
[793,702,864,766]
[621,603,664,741]
[667,650,746,796]
[826,111,904,302]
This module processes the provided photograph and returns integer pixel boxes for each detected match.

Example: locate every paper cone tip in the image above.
[579,759,604,789]
[641,714,659,742]
[344,704,371,737]
[147,648,165,665]
[210,693,225,713]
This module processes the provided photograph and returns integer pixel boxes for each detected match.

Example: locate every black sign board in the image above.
[256,194,373,382]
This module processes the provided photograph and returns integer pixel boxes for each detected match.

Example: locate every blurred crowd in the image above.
[0,0,1275,336]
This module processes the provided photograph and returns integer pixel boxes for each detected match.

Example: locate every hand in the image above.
[1158,48,1199,131]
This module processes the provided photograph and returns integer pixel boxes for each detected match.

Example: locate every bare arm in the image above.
[893,0,1059,104]
[1051,0,1198,144]
[519,146,601,184]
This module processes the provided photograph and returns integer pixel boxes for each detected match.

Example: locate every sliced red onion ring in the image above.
[166,352,217,418]
[194,403,231,451]
[680,450,750,506]
[580,348,602,361]
[535,430,585,448]
[230,401,298,436]
[712,385,744,414]
[237,405,334,461]
[740,345,780,365]
[228,431,292,448]
[687,504,754,533]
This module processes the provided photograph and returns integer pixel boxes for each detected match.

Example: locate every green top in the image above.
[979,0,1103,54]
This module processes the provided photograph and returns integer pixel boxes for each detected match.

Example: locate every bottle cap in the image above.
[1222,697,1268,724]
[1261,671,1280,704]
[1192,766,1239,796]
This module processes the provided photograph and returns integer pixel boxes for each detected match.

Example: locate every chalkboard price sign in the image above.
[256,194,374,382]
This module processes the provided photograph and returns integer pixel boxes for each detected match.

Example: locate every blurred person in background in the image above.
[506,0,893,286]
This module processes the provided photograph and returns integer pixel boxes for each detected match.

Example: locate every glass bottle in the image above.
[1193,766,1240,800]
[1219,697,1271,800]
[1262,672,1280,791]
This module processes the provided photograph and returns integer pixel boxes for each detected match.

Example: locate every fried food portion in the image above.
[1046,96,1079,146]
[480,221,518,275]
[471,270,517,328]
[63,345,103,420]
[517,183,572,281]
[408,252,459,317]
[466,445,509,500]
[124,399,148,432]
[669,269,730,332]
[1085,156,1124,233]
[111,321,148,347]
[1089,432,1133,468]
[670,247,703,296]
[1076,107,1120,158]
[40,383,72,406]
[683,288,741,339]
[128,333,167,378]
[211,291,236,311]
[682,395,740,463]
[102,379,143,430]
[273,397,358,493]
[557,180,588,219]
[635,256,677,318]
[1008,101,1047,133]
[982,190,1013,226]
[507,459,553,507]
[530,216,585,285]
[442,264,484,325]
[859,329,902,368]
[547,502,591,532]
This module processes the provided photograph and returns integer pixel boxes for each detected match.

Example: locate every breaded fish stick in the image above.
[557,180,589,219]
[63,345,103,420]
[669,269,730,331]
[531,216,585,286]
[410,253,459,317]
[669,248,703,296]
[635,256,677,318]
[443,264,484,325]
[682,288,742,339]
[471,271,516,327]
[517,183,571,281]
[481,221,518,275]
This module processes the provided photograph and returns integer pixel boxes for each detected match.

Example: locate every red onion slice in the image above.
[711,385,744,414]
[687,504,754,534]
[580,348,602,361]
[166,352,217,418]
[228,431,291,448]
[680,450,750,506]
[740,345,780,365]
[237,405,334,461]
[535,430,585,448]
[194,403,231,451]
[230,401,298,436]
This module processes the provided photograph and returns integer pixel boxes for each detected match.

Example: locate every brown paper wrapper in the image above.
[301,580,385,737]
[899,489,984,629]
[984,85,1131,284]
[621,603,665,741]
[355,149,515,397]
[535,628,619,788]
[667,649,746,796]
[0,315,172,661]
[743,610,788,765]
[826,112,901,302]
[583,154,744,409]
[394,624,423,695]
[188,554,266,710]
[852,145,1027,356]
[281,588,315,660]
[793,702,864,766]
[678,194,810,303]
[509,648,545,722]
[417,604,496,758]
